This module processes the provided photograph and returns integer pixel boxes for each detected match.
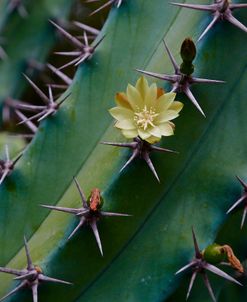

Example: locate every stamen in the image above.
[134,106,159,130]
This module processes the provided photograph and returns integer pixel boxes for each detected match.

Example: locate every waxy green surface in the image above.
[0,0,246,301]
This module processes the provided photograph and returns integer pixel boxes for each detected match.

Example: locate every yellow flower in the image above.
[109,76,183,144]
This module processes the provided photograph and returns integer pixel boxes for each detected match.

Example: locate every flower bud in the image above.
[180,38,196,63]
[88,188,104,211]
[203,243,226,264]
[34,265,43,274]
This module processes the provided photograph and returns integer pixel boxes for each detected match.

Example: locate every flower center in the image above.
[134,106,159,130]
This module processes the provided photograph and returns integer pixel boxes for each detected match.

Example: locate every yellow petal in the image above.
[127,84,143,110]
[115,119,136,130]
[156,110,179,123]
[148,126,162,138]
[156,92,176,112]
[169,121,175,129]
[115,92,132,109]
[122,129,138,139]
[145,135,161,144]
[144,82,157,107]
[135,76,149,99]
[138,128,151,140]
[158,123,174,136]
[109,107,134,121]
[169,101,184,112]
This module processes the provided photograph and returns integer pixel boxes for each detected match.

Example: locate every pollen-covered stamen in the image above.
[134,106,159,130]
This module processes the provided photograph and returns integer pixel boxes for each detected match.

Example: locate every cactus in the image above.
[0,0,246,301]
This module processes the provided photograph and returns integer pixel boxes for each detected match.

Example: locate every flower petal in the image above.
[122,129,138,139]
[156,110,180,123]
[146,135,161,144]
[169,121,175,128]
[115,92,132,109]
[127,84,143,110]
[148,126,162,138]
[156,92,176,112]
[169,101,184,112]
[109,107,134,121]
[144,83,157,107]
[158,123,174,136]
[138,128,151,140]
[115,119,136,130]
[135,76,149,99]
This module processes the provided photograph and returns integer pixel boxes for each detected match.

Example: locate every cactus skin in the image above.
[0,0,246,302]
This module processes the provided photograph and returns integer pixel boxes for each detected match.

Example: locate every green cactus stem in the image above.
[0,1,246,301]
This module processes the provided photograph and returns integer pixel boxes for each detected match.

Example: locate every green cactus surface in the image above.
[0,0,246,302]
